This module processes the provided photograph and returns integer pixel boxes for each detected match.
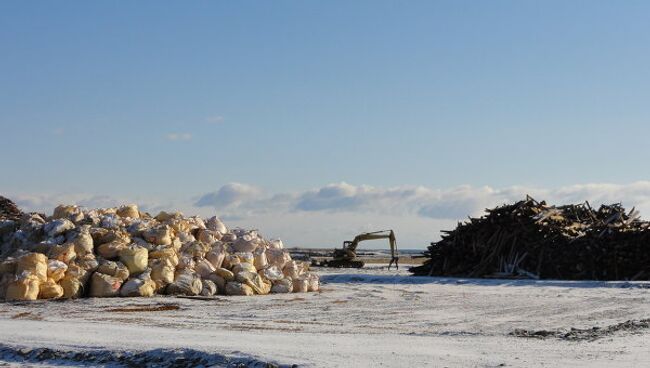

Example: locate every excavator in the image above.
[314,230,399,269]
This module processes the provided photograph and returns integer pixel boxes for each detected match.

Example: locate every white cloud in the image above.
[194,183,262,209]
[295,182,365,211]
[191,181,650,221]
[200,181,650,247]
[291,183,514,219]
[10,193,122,213]
[9,181,650,248]
[165,133,192,141]
[205,115,224,124]
[7,193,181,218]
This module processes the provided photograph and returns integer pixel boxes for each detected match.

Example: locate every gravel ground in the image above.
[0,265,649,367]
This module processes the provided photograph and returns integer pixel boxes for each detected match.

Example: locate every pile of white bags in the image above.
[0,203,319,301]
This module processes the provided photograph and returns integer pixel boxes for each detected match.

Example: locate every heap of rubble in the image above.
[410,196,650,280]
[0,199,318,301]
[0,196,23,222]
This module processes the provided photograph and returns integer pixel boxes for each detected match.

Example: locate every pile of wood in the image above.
[410,196,650,280]
[0,196,23,222]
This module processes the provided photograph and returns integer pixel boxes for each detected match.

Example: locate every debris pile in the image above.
[410,196,650,280]
[511,318,650,342]
[0,200,319,301]
[0,196,23,222]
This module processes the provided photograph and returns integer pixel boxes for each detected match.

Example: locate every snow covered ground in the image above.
[1,265,649,367]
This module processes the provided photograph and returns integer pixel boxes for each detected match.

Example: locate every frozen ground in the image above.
[0,265,649,367]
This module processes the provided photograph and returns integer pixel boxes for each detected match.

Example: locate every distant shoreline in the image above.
[288,247,427,265]
[287,247,426,255]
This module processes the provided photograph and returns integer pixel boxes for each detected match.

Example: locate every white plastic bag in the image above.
[200,279,217,296]
[96,260,130,281]
[89,272,123,297]
[206,216,227,234]
[253,248,268,270]
[166,271,202,296]
[292,277,309,293]
[121,273,156,297]
[225,281,254,296]
[270,278,293,294]
[195,257,216,278]
[47,260,68,282]
[261,266,284,281]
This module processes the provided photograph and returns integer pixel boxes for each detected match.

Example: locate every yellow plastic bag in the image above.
[52,204,81,220]
[16,253,48,282]
[5,274,40,301]
[150,258,175,290]
[116,204,139,219]
[232,262,257,275]
[222,255,240,270]
[65,264,92,285]
[72,228,94,255]
[243,273,271,295]
[149,247,178,265]
[60,275,84,299]
[39,278,64,299]
[215,267,235,281]
[96,240,128,259]
[119,245,148,274]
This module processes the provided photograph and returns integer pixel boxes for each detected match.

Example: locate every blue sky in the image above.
[2,1,650,247]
